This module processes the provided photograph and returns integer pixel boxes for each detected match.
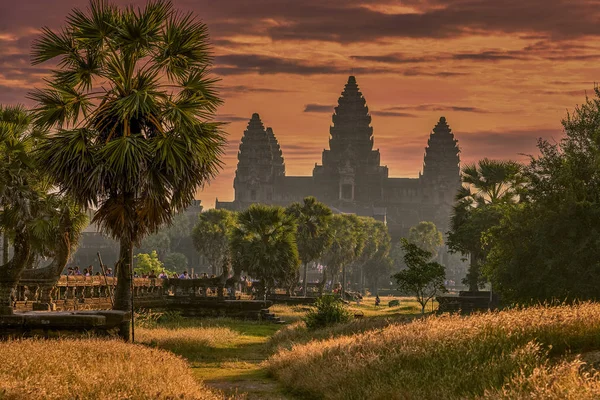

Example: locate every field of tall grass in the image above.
[266,303,600,399]
[0,338,223,399]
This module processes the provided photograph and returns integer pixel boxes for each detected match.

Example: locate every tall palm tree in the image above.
[448,158,524,291]
[30,0,225,325]
[230,204,299,297]
[285,197,332,296]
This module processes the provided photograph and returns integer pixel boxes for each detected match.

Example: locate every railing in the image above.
[14,276,164,304]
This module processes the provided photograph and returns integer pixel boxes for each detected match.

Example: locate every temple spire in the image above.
[421,116,460,183]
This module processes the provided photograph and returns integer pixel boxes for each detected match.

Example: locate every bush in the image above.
[304,294,353,329]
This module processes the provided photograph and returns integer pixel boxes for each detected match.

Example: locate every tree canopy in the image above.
[192,208,236,276]
[408,221,443,259]
[30,0,225,319]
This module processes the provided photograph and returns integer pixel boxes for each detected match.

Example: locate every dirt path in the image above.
[188,325,296,399]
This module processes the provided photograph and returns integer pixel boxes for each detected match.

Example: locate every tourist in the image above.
[375,295,381,307]
[179,271,189,279]
[148,270,157,279]
[74,266,82,276]
[201,273,208,279]
[66,267,74,276]
[105,268,113,277]
[83,268,90,277]
[158,270,168,279]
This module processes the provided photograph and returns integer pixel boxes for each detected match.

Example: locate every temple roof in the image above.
[421,116,460,183]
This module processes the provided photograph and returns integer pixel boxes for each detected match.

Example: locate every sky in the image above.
[0,0,597,207]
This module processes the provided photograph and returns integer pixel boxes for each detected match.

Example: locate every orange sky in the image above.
[1,0,597,207]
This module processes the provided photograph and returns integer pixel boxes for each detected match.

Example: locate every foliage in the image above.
[304,294,353,330]
[484,89,600,304]
[267,303,600,400]
[31,0,225,313]
[361,219,393,292]
[137,231,170,258]
[448,158,524,291]
[320,214,363,290]
[285,197,332,293]
[393,238,445,314]
[134,250,170,276]
[163,252,188,273]
[192,208,235,276]
[407,221,443,258]
[0,338,221,399]
[230,204,300,292]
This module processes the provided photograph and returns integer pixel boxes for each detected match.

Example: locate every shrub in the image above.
[304,294,353,329]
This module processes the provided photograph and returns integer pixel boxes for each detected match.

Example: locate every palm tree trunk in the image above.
[113,237,133,340]
[342,264,346,300]
[302,262,308,297]
[2,232,8,265]
[318,268,327,295]
[0,229,30,314]
[467,253,479,292]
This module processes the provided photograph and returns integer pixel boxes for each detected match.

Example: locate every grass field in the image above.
[6,297,599,400]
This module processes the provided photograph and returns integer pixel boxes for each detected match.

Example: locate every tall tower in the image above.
[420,116,461,231]
[234,113,285,204]
[314,76,388,203]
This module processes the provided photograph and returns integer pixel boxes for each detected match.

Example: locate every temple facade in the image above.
[216,76,461,240]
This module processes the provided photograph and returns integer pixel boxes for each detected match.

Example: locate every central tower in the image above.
[313,76,388,203]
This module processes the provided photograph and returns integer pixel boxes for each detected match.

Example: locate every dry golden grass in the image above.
[266,303,600,400]
[137,326,239,354]
[483,358,600,399]
[0,338,223,400]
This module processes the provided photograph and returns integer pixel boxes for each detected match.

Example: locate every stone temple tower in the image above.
[313,76,388,203]
[233,113,285,205]
[419,116,461,230]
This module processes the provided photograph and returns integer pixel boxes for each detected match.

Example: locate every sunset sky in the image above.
[0,0,597,207]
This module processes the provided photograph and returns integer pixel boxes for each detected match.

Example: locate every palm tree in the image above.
[192,208,236,277]
[320,214,363,296]
[230,204,299,298]
[285,197,332,296]
[0,105,82,314]
[30,0,225,327]
[448,158,524,291]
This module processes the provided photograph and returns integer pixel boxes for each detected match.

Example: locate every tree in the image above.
[320,214,362,295]
[192,209,236,276]
[362,220,392,295]
[285,197,332,296]
[447,158,524,291]
[394,239,446,314]
[408,221,443,259]
[0,105,87,314]
[137,231,170,258]
[230,204,299,296]
[484,88,600,304]
[134,251,165,276]
[31,0,225,329]
[163,252,188,273]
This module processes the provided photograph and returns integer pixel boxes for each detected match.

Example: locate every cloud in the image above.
[387,104,491,114]
[216,114,249,123]
[214,54,395,76]
[371,111,418,118]
[304,104,333,113]
[220,85,291,95]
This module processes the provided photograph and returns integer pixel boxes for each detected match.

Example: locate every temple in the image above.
[216,76,461,240]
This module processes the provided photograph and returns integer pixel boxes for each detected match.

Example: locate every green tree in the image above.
[448,158,523,291]
[31,0,225,327]
[285,197,332,296]
[0,105,87,313]
[134,251,169,276]
[408,221,443,259]
[394,239,446,314]
[484,89,600,304]
[362,220,392,295]
[163,252,188,273]
[137,231,170,258]
[320,214,362,295]
[230,204,299,296]
[192,209,236,276]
